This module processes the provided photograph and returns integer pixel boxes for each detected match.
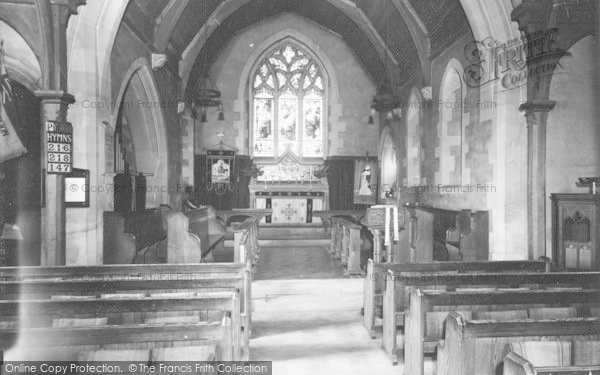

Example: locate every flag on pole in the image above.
[0,39,27,163]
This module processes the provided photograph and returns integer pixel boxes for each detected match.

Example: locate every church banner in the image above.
[354,160,377,205]
[0,103,26,163]
[0,40,27,163]
[206,149,235,194]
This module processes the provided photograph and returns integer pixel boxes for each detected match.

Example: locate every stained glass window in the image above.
[252,43,325,158]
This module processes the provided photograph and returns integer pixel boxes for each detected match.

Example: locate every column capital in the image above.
[35,90,75,123]
[49,0,87,19]
[519,100,556,113]
[34,90,75,104]
[511,0,553,34]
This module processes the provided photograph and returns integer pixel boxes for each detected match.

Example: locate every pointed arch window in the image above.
[252,43,325,158]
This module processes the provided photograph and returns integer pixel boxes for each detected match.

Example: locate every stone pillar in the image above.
[34,0,85,265]
[520,101,555,260]
[35,91,75,265]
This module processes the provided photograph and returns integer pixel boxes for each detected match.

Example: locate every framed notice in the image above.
[65,169,89,207]
[46,121,73,174]
[354,160,377,205]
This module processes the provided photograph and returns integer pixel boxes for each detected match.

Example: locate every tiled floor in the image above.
[250,246,435,375]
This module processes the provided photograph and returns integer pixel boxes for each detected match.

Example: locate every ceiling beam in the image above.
[179,0,409,92]
[325,0,398,67]
[180,0,252,89]
[391,0,431,84]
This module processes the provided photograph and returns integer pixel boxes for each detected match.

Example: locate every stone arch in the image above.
[235,28,342,156]
[406,87,422,187]
[436,58,466,186]
[246,36,330,158]
[0,19,42,91]
[113,58,168,208]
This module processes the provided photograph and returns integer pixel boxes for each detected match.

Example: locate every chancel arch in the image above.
[112,58,168,209]
[437,58,466,186]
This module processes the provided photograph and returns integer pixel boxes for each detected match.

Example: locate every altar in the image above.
[249,152,328,224]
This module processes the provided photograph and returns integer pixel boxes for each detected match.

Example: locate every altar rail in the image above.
[216,209,272,226]
[313,210,365,233]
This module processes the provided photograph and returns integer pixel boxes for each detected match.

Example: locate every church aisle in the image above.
[254,246,346,280]
[250,279,435,375]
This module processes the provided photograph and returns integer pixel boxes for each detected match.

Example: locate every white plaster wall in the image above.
[545,35,600,255]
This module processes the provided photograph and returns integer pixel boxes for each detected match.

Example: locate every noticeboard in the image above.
[64,169,90,208]
[46,120,73,174]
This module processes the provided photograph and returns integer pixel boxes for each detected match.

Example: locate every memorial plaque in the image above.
[46,120,73,174]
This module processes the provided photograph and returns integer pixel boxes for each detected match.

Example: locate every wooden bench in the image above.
[2,320,230,362]
[165,206,212,263]
[405,287,600,374]
[330,216,362,275]
[0,262,252,340]
[412,206,489,262]
[0,291,242,361]
[103,208,169,264]
[436,313,600,375]
[503,340,600,374]
[363,258,550,338]
[382,271,600,364]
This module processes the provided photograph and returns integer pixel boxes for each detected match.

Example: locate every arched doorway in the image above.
[112,59,168,210]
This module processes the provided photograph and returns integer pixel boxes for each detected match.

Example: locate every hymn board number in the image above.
[46,121,73,174]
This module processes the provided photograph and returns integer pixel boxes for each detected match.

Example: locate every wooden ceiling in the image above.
[124,0,473,94]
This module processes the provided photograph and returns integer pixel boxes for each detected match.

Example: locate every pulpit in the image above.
[362,205,410,263]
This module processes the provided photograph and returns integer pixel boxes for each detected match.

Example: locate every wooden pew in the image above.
[363,258,549,338]
[0,263,252,345]
[0,291,242,360]
[330,216,362,275]
[165,206,208,263]
[2,321,230,361]
[436,313,600,375]
[0,262,246,280]
[503,341,600,374]
[382,271,600,364]
[312,210,365,234]
[103,208,169,264]
[413,206,489,262]
[405,288,600,375]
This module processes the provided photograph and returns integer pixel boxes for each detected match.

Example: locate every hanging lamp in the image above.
[195,1,224,123]
[369,0,401,122]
